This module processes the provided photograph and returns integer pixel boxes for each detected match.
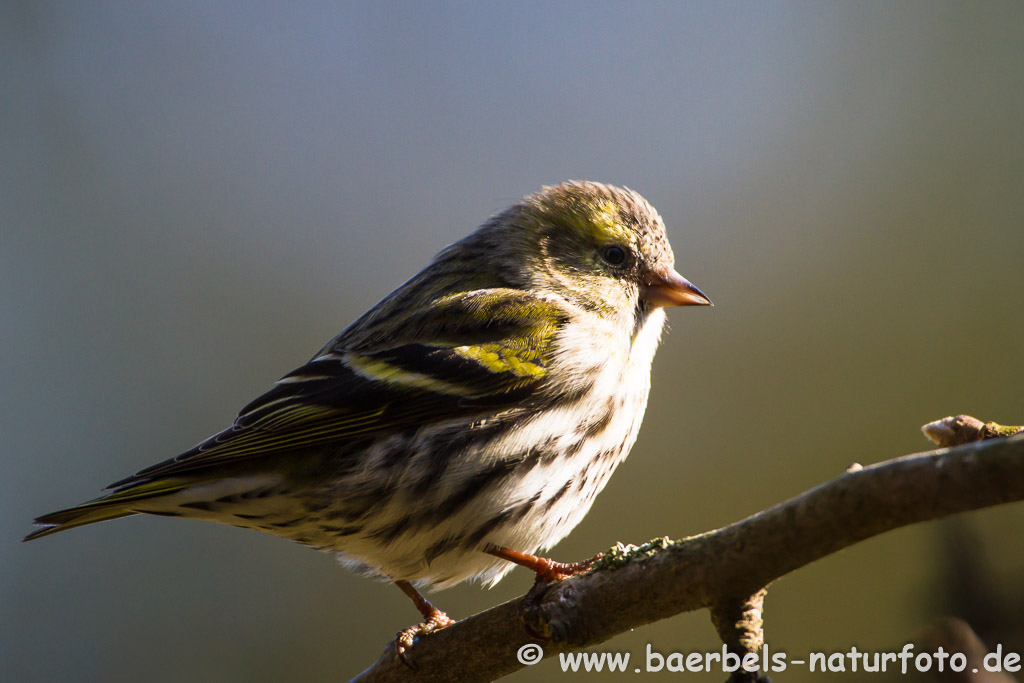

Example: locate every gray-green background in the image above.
[3,2,1023,681]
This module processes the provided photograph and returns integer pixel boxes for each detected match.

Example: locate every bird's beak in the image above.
[644,268,713,308]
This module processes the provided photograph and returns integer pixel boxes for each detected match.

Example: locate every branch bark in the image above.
[352,430,1024,683]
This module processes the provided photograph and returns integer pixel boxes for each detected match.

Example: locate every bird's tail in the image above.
[23,478,190,542]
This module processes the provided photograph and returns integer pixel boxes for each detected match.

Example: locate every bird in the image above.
[24,181,711,660]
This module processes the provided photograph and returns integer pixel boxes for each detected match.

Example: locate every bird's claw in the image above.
[541,551,604,581]
[394,609,456,669]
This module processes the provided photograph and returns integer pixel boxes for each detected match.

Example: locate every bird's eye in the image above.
[601,245,628,267]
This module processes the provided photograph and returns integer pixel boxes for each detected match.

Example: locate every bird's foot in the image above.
[535,552,604,582]
[394,608,456,669]
[487,545,603,582]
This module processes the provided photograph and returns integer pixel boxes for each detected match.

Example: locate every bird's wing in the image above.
[108,289,567,488]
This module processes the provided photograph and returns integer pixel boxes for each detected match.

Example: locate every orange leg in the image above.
[486,545,603,582]
[393,580,456,668]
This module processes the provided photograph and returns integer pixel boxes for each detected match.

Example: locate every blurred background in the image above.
[3,2,1023,681]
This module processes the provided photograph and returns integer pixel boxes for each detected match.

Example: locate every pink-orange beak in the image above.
[645,268,712,308]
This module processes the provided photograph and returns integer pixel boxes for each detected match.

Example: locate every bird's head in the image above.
[489,181,711,323]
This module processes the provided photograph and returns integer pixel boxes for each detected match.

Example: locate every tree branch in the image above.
[352,429,1024,683]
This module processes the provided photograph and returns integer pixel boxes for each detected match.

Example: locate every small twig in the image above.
[922,414,1024,447]
[710,590,771,683]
